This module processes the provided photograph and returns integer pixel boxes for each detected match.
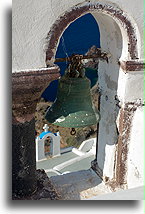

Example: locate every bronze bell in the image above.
[45,55,100,129]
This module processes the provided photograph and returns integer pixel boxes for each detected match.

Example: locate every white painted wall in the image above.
[12,0,143,72]
[127,107,144,188]
[12,0,84,72]
[91,12,122,179]
[91,3,143,185]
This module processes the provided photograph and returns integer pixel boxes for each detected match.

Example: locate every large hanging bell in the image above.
[45,54,100,128]
[45,76,100,128]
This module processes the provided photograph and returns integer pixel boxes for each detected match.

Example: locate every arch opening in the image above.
[38,12,101,154]
[44,136,51,156]
[36,13,101,176]
[42,13,100,102]
[45,2,139,63]
[37,1,140,180]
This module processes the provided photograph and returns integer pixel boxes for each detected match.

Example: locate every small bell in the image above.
[45,54,100,129]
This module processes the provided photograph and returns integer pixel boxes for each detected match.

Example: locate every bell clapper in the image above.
[70,128,76,135]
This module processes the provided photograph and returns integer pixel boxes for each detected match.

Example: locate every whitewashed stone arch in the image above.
[45,1,140,63]
[45,1,143,186]
[36,132,61,161]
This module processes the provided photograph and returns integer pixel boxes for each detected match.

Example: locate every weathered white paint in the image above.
[123,72,144,103]
[117,70,144,104]
[85,186,144,200]
[12,0,143,71]
[103,144,116,179]
[12,0,85,72]
[127,107,144,188]
[93,14,122,177]
[91,6,143,183]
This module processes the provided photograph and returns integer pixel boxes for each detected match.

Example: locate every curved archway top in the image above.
[46,1,139,64]
[41,132,60,140]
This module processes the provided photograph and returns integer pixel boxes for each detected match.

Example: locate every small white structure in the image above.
[46,138,96,175]
[72,138,96,156]
[36,124,61,161]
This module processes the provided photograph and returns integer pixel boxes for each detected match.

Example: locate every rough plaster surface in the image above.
[127,107,144,188]
[90,12,123,178]
[85,186,144,200]
[117,70,144,103]
[124,72,144,103]
[12,0,143,71]
[50,169,111,200]
[12,0,84,71]
[12,0,54,71]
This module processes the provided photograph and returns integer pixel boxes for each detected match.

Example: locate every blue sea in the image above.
[42,13,100,102]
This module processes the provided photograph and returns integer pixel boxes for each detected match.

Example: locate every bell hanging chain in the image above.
[66,54,85,78]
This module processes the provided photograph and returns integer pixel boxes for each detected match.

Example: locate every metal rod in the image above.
[54,53,111,63]
[46,52,111,65]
